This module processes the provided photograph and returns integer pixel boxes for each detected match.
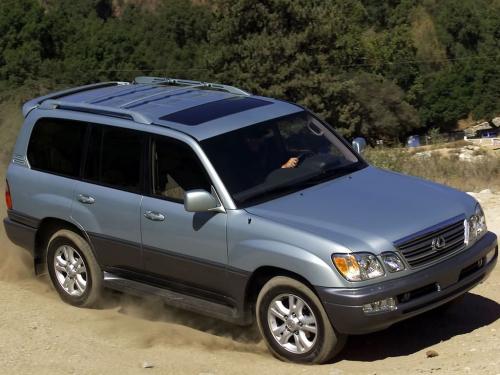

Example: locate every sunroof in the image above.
[159,97,273,125]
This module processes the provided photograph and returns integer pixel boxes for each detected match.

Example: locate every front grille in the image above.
[395,215,466,268]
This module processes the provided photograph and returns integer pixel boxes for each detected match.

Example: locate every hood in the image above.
[245,166,476,254]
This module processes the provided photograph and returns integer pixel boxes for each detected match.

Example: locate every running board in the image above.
[103,272,242,324]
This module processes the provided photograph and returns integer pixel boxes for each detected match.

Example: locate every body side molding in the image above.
[103,272,252,325]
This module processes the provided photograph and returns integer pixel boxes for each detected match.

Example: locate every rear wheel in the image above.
[256,276,346,364]
[46,229,102,307]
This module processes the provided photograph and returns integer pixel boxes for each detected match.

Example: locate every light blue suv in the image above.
[4,77,498,363]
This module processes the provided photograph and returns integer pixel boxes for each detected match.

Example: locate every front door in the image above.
[140,135,228,295]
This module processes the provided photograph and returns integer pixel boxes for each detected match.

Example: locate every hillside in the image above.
[0,0,499,142]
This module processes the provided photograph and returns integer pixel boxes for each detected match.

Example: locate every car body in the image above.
[3,77,498,363]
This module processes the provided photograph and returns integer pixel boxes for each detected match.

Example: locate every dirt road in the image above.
[0,191,499,375]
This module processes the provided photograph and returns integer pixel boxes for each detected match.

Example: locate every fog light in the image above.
[486,248,497,264]
[362,297,397,314]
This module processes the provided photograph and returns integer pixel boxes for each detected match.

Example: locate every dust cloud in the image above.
[0,174,263,355]
[104,292,265,352]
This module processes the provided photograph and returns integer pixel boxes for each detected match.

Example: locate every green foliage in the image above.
[208,1,420,141]
[426,127,445,144]
[0,0,498,142]
[0,0,49,84]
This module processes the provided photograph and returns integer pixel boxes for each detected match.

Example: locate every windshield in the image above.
[201,111,365,207]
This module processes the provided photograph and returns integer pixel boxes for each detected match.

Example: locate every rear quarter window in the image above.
[27,118,87,178]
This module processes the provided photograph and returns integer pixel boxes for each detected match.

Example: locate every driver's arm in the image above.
[281,157,299,169]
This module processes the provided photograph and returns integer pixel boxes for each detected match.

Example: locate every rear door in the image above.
[71,124,145,273]
[140,135,228,295]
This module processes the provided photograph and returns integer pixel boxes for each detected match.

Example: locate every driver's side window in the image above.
[152,136,211,203]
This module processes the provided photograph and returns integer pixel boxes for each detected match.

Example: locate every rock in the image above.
[492,117,500,127]
[426,350,439,358]
[142,361,154,369]
[414,151,432,159]
[458,148,484,162]
[459,152,473,161]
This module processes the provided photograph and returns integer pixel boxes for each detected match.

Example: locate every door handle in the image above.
[77,194,95,204]
[144,211,165,221]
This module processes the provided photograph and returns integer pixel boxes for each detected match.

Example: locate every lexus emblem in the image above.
[431,235,446,250]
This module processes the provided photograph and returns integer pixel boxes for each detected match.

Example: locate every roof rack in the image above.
[22,82,129,117]
[133,76,250,96]
[119,84,205,109]
[39,99,152,125]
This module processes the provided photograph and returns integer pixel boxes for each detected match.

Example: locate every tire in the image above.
[256,276,346,364]
[46,229,103,308]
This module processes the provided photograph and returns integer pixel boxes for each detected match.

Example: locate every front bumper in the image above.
[316,231,498,335]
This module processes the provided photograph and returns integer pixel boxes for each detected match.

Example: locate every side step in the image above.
[103,272,243,324]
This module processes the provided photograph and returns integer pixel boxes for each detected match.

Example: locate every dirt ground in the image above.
[0,191,498,375]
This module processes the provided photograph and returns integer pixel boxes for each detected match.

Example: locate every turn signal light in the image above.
[332,253,384,281]
[5,180,12,209]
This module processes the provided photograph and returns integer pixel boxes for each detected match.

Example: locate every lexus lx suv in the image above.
[4,77,498,363]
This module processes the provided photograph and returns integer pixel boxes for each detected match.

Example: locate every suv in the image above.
[4,77,498,364]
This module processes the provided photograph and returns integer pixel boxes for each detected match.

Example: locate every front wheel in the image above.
[256,276,346,364]
[46,229,103,307]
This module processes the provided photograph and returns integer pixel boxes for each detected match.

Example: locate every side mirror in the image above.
[184,189,223,213]
[352,137,367,154]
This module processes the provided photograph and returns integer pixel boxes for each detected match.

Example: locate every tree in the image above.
[0,0,49,84]
[339,73,421,141]
[208,0,420,140]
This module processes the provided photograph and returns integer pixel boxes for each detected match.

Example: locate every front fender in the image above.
[227,210,346,286]
[229,238,342,286]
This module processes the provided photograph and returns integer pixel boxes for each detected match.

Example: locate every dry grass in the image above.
[0,100,24,173]
[364,146,500,192]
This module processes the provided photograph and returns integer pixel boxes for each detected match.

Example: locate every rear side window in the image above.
[84,125,144,192]
[27,118,87,178]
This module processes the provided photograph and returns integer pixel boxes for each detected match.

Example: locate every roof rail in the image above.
[39,99,152,125]
[22,82,129,117]
[120,84,205,109]
[133,76,250,96]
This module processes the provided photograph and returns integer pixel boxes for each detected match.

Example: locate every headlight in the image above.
[381,253,405,272]
[465,203,487,245]
[332,253,385,281]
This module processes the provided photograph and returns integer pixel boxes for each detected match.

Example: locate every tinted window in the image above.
[84,125,144,192]
[201,111,362,207]
[27,118,87,178]
[152,137,211,202]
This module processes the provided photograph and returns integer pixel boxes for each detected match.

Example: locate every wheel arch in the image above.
[34,217,94,274]
[243,266,319,317]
